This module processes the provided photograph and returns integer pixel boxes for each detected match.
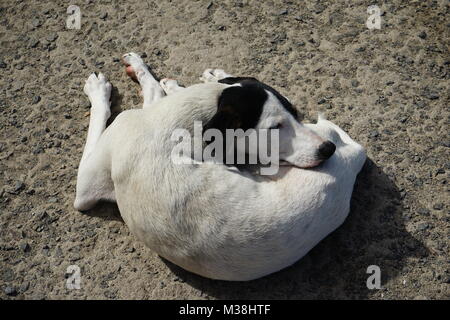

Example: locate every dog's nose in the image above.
[317,141,336,160]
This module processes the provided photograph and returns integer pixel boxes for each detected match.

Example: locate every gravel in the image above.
[0,0,448,300]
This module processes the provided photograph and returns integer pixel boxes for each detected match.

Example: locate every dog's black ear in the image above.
[203,84,267,135]
[218,77,259,85]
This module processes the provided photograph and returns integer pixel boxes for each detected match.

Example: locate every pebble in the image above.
[19,242,31,252]
[418,31,427,39]
[2,269,15,282]
[422,89,439,100]
[4,286,17,296]
[417,222,429,231]
[351,80,359,87]
[46,33,58,42]
[277,9,288,15]
[47,197,58,203]
[19,282,29,293]
[0,60,7,68]
[100,12,108,20]
[32,96,41,104]
[13,181,25,193]
[433,203,443,210]
[31,18,41,28]
[417,208,430,216]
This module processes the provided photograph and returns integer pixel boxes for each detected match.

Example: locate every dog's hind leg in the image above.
[74,73,115,211]
[200,69,234,82]
[122,52,165,108]
[160,78,184,95]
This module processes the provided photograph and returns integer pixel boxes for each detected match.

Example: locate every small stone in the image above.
[0,60,6,68]
[19,282,29,293]
[36,211,48,220]
[417,208,430,216]
[4,286,17,296]
[278,9,288,15]
[13,181,25,192]
[415,100,426,108]
[317,98,326,104]
[32,96,41,104]
[46,33,58,42]
[418,31,427,39]
[433,203,443,210]
[422,89,439,100]
[206,2,213,9]
[100,12,108,19]
[217,25,225,31]
[19,242,31,252]
[351,80,359,87]
[417,222,429,231]
[369,130,380,138]
[314,4,325,14]
[31,18,41,28]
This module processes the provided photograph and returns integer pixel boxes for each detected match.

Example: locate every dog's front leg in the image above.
[74,73,115,211]
[80,73,112,163]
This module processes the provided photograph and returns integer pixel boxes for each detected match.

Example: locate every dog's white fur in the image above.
[75,53,366,281]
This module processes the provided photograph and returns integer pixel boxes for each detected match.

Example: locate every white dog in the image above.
[74,52,366,281]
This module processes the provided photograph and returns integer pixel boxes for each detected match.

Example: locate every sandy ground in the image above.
[0,0,449,300]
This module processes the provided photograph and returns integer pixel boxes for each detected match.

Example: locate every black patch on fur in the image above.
[203,83,267,163]
[218,77,298,119]
[203,83,267,134]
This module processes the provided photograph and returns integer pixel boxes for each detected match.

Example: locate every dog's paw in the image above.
[83,72,112,101]
[160,78,182,95]
[200,68,232,82]
[122,52,149,82]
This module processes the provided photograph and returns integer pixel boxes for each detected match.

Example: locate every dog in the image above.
[74,52,366,281]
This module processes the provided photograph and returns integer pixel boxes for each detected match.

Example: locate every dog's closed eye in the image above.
[270,123,283,130]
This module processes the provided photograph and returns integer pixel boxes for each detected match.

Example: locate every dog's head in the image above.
[203,77,335,168]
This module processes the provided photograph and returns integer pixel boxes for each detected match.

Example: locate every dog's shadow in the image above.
[161,158,428,299]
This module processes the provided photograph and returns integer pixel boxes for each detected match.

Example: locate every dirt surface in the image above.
[0,0,449,300]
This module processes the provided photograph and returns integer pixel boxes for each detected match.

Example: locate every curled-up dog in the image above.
[74,53,366,281]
